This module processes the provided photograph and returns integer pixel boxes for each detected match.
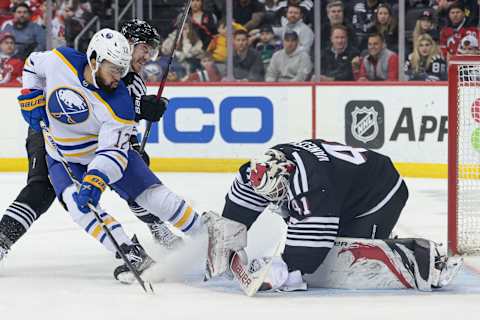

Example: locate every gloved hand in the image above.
[135,95,168,122]
[18,89,49,132]
[130,134,150,166]
[73,170,109,213]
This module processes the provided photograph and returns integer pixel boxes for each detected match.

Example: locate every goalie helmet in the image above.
[120,19,161,59]
[86,29,131,86]
[249,149,295,202]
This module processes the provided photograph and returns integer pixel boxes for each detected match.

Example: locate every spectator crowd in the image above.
[0,0,478,85]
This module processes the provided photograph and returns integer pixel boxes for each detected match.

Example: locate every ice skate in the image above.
[114,235,155,284]
[0,232,11,263]
[148,221,183,249]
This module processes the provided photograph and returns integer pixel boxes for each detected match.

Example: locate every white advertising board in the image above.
[315,85,448,164]
[142,85,313,158]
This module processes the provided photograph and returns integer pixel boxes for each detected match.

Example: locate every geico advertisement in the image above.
[143,86,312,158]
[316,86,448,163]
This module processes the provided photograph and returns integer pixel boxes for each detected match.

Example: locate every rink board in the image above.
[0,82,471,178]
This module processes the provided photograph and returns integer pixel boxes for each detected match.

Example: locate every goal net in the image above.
[448,55,480,255]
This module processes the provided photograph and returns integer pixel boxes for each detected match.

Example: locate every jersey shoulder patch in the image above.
[94,82,135,124]
[52,47,88,76]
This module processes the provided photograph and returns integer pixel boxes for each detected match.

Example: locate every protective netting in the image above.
[456,63,480,254]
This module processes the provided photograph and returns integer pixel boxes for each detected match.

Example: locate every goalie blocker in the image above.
[208,139,463,295]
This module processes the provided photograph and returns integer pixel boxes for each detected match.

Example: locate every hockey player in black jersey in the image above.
[0,19,178,263]
[215,139,463,293]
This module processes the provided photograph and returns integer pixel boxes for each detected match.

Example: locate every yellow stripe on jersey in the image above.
[52,49,78,76]
[115,154,127,167]
[174,206,193,229]
[54,135,98,143]
[92,92,135,125]
[62,147,98,158]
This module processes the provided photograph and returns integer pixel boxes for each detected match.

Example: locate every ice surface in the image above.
[0,173,479,319]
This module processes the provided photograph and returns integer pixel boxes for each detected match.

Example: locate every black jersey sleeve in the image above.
[281,149,340,274]
[222,162,270,229]
[122,72,147,120]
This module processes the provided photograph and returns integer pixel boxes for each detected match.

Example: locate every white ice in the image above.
[0,173,479,320]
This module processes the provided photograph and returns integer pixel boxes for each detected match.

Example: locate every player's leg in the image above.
[128,200,183,249]
[338,179,409,238]
[112,150,203,236]
[0,128,56,260]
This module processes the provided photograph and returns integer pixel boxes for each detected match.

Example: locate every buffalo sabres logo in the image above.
[48,88,89,124]
[351,106,379,143]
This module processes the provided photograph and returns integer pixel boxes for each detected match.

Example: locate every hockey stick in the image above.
[39,121,154,294]
[139,0,193,153]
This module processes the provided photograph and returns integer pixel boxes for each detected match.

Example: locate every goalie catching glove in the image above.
[73,170,109,213]
[18,89,48,132]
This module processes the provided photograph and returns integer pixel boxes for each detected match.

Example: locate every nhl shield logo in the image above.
[351,106,379,143]
[345,101,385,149]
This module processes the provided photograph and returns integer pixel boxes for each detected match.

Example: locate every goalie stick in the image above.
[139,0,193,153]
[40,121,154,294]
[230,242,283,297]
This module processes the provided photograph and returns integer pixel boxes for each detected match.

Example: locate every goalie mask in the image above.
[249,149,295,202]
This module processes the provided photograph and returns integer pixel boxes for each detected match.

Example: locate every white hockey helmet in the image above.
[86,28,132,86]
[249,149,295,202]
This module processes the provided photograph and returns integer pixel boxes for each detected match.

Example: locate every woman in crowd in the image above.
[372,3,398,52]
[404,33,447,81]
[189,0,217,49]
[162,21,204,78]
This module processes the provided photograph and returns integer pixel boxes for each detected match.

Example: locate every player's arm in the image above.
[222,162,270,229]
[18,51,50,132]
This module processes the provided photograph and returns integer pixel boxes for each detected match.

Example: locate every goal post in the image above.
[448,55,480,255]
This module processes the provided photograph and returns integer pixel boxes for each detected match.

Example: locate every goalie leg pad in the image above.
[202,211,247,280]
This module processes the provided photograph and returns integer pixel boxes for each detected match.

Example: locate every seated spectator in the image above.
[272,3,314,53]
[439,3,479,59]
[0,3,45,59]
[276,0,314,26]
[182,52,222,82]
[351,0,384,50]
[234,0,265,31]
[162,21,204,76]
[372,3,398,52]
[320,0,357,51]
[320,25,360,81]
[405,33,446,81]
[251,24,282,70]
[232,29,265,81]
[0,32,23,85]
[435,0,479,29]
[207,18,246,75]
[413,10,439,43]
[204,0,225,21]
[355,33,398,81]
[189,0,217,49]
[266,30,311,82]
[260,0,282,27]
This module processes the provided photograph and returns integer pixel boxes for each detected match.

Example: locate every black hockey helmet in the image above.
[120,19,161,59]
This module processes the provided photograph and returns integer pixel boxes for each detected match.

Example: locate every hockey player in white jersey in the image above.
[18,29,207,282]
[0,20,178,265]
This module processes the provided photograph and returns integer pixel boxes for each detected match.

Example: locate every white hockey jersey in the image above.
[22,47,135,183]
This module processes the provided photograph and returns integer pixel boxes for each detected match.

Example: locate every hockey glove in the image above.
[130,134,150,166]
[135,95,168,122]
[73,170,109,213]
[18,89,49,133]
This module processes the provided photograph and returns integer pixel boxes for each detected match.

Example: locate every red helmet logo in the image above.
[250,163,268,188]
